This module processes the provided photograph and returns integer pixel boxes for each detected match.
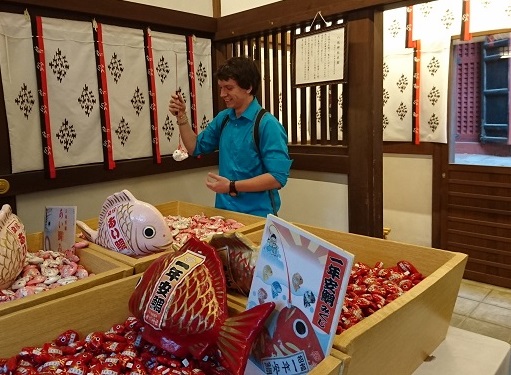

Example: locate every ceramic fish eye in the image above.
[293,318,308,339]
[143,226,156,239]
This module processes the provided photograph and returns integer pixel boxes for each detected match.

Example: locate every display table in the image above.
[413,326,511,375]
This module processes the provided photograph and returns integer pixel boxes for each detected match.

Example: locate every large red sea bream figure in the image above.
[129,237,275,375]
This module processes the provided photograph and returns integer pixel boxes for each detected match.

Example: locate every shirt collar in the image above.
[228,97,260,122]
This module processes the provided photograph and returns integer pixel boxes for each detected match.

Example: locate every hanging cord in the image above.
[310,10,328,29]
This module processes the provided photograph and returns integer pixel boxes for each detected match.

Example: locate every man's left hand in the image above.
[206,172,229,194]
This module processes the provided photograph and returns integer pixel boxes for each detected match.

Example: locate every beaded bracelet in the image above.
[177,114,188,127]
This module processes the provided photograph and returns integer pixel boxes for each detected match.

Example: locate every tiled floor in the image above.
[451,279,511,344]
[454,154,511,167]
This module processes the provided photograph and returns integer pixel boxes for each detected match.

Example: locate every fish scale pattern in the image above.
[167,266,219,334]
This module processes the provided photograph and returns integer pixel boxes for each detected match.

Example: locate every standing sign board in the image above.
[44,206,77,252]
[245,215,354,375]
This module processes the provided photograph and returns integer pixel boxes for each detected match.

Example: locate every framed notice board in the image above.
[292,23,347,88]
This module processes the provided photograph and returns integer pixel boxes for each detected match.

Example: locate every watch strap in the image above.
[229,180,238,196]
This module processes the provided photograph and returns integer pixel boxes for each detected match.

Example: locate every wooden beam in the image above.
[347,8,384,238]
[212,0,221,18]
[0,154,218,198]
[215,0,426,41]
[1,0,217,34]
[290,153,349,174]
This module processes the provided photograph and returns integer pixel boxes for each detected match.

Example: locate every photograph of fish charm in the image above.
[76,190,172,257]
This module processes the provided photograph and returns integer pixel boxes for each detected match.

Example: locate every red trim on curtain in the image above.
[412,39,421,145]
[186,35,198,135]
[405,6,415,49]
[35,16,56,178]
[461,0,472,42]
[145,29,161,164]
[94,22,115,170]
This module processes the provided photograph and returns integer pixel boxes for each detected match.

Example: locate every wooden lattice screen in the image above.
[220,21,346,148]
[455,42,481,142]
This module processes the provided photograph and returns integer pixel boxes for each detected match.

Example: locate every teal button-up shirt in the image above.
[193,98,292,216]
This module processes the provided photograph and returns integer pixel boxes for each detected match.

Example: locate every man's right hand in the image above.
[169,93,185,118]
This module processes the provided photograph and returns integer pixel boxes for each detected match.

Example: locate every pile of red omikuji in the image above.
[0,316,229,375]
[338,260,424,333]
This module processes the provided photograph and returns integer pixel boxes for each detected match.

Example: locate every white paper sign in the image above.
[293,24,347,87]
[44,206,77,252]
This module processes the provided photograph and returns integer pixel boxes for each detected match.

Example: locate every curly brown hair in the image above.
[215,56,261,96]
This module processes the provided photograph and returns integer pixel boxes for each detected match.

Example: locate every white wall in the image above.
[383,154,432,247]
[221,0,281,16]
[121,0,213,17]
[120,0,280,17]
[280,171,349,232]
[16,168,214,233]
[16,168,350,235]
[17,153,432,248]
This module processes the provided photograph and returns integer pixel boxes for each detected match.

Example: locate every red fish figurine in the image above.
[208,231,260,295]
[129,236,275,375]
[252,305,325,368]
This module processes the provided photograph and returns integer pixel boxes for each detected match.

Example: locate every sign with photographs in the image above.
[245,215,354,374]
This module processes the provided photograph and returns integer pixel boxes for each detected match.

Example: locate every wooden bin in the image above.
[78,201,265,274]
[0,232,133,317]
[0,275,349,375]
[239,223,468,375]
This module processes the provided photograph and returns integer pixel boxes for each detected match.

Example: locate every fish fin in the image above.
[98,189,137,228]
[188,341,210,360]
[0,204,13,228]
[216,301,275,375]
[76,220,98,243]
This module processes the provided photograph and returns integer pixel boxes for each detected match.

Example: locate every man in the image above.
[169,56,292,217]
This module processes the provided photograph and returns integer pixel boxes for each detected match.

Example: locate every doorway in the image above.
[441,33,511,288]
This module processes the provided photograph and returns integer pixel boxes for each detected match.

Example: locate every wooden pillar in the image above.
[212,0,221,18]
[346,8,383,238]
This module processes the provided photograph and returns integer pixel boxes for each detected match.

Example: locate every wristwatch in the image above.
[229,180,238,197]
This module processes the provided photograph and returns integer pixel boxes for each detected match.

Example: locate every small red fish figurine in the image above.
[252,305,325,368]
[77,190,172,257]
[208,231,260,295]
[128,236,275,375]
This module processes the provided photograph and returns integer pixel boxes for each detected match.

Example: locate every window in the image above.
[452,33,511,167]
